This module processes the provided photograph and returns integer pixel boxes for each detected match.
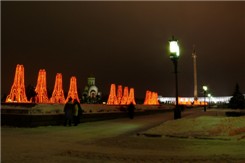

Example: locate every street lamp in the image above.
[203,86,208,112]
[208,93,211,108]
[169,36,181,119]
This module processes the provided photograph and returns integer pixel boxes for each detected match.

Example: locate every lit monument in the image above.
[127,88,136,105]
[66,76,80,103]
[192,45,198,101]
[107,84,118,105]
[144,90,159,105]
[50,73,66,103]
[120,86,129,105]
[6,64,28,103]
[144,90,151,105]
[35,69,49,103]
[107,84,136,105]
[117,85,123,104]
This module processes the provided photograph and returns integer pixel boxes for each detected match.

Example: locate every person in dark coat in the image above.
[73,99,83,126]
[64,97,74,126]
[127,102,135,119]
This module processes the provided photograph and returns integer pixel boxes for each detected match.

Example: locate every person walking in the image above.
[73,99,83,126]
[63,97,74,126]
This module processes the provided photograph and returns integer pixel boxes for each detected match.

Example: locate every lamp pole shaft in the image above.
[173,60,181,119]
[209,96,210,108]
[204,91,206,112]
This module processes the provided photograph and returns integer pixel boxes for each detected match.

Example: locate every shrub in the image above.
[228,83,245,109]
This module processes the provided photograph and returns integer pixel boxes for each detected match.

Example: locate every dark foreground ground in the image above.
[1,109,245,163]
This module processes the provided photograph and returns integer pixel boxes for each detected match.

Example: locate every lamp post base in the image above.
[204,106,206,112]
[174,107,181,119]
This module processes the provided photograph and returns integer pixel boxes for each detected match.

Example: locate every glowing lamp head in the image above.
[203,86,208,91]
[169,36,180,59]
[208,94,211,97]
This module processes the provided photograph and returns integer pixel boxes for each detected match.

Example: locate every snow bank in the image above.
[142,114,245,140]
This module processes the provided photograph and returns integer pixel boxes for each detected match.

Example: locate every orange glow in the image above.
[107,84,136,105]
[107,84,118,105]
[127,88,136,105]
[179,97,208,106]
[50,73,66,104]
[6,64,28,103]
[144,90,159,105]
[66,76,80,103]
[35,69,49,103]
[117,85,123,104]
[144,90,151,105]
[120,86,129,105]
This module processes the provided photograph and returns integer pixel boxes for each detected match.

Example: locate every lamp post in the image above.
[169,36,181,119]
[203,86,208,112]
[208,93,211,108]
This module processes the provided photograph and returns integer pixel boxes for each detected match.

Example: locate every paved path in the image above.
[1,111,173,162]
[2,109,244,163]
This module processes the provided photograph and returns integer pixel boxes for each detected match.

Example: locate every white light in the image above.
[203,86,208,91]
[170,41,180,56]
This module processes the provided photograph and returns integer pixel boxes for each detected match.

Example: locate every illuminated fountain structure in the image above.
[144,90,151,105]
[107,84,118,105]
[120,86,129,105]
[144,90,159,105]
[152,92,160,105]
[35,69,49,103]
[50,73,66,104]
[6,64,28,103]
[107,84,136,105]
[66,76,80,103]
[127,88,136,105]
[117,85,123,104]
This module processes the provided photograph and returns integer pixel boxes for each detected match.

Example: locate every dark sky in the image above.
[2,1,245,99]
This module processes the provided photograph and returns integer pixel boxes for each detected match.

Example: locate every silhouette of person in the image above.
[63,97,74,126]
[73,99,83,126]
[127,102,135,119]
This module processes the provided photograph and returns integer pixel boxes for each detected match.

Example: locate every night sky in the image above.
[2,1,245,99]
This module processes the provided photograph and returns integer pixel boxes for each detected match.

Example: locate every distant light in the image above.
[169,41,180,57]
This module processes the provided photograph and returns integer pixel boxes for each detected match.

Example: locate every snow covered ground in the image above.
[1,108,245,162]
[142,110,245,141]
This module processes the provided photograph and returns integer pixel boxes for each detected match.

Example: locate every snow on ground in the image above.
[142,113,245,140]
[1,108,245,162]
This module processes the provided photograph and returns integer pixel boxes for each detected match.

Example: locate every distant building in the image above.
[82,76,101,103]
[158,95,239,104]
